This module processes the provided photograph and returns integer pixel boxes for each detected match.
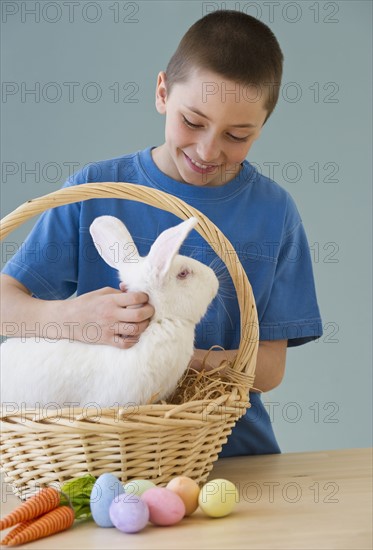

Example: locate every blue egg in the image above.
[90,473,125,527]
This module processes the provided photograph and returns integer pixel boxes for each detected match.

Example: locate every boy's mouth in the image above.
[183,152,218,173]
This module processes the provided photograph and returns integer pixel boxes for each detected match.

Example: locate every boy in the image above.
[0,10,322,456]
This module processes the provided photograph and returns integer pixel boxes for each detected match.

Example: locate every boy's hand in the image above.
[189,349,236,373]
[189,341,287,393]
[65,286,155,348]
[0,274,154,348]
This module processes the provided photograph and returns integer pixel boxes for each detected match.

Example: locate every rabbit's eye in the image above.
[177,269,191,280]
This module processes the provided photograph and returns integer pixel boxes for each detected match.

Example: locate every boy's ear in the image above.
[155,71,168,114]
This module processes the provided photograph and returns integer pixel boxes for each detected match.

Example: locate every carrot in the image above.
[5,506,75,547]
[0,521,33,546]
[0,487,60,530]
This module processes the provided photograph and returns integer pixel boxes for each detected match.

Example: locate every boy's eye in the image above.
[227,133,250,143]
[183,115,250,142]
[182,115,202,129]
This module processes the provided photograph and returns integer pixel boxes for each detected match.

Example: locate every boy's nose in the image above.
[196,135,221,164]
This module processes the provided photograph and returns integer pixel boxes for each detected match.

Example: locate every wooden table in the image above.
[1,448,372,549]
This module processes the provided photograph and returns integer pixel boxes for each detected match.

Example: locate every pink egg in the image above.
[141,487,185,526]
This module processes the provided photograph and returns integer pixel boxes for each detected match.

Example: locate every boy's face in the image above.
[153,68,268,187]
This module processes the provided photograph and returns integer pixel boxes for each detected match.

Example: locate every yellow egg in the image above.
[198,478,239,517]
[166,476,200,516]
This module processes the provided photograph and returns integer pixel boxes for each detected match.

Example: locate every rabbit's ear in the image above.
[89,216,139,269]
[147,217,198,278]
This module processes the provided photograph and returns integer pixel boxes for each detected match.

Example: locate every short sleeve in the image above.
[259,195,323,347]
[1,178,81,299]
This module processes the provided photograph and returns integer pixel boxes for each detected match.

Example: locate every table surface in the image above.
[1,448,372,550]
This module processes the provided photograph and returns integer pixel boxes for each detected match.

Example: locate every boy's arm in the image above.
[0,274,154,348]
[2,274,287,391]
[190,340,287,393]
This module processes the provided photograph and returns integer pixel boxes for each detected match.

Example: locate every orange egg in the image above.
[166,476,200,516]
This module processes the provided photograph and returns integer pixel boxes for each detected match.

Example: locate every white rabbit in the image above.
[0,216,219,409]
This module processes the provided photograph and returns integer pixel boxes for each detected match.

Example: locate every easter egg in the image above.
[141,487,185,526]
[109,494,149,533]
[123,479,156,497]
[90,473,125,527]
[166,476,200,516]
[198,478,239,518]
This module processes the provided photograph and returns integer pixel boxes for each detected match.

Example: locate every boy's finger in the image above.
[116,291,150,307]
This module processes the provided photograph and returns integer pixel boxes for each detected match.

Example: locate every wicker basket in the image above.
[0,182,258,498]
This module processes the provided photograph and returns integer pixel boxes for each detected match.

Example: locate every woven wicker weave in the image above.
[0,182,258,498]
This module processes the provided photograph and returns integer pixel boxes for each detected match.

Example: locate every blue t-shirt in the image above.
[2,146,323,456]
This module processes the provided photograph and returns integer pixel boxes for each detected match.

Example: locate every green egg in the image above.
[123,479,156,497]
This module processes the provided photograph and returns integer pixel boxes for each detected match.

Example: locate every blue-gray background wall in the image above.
[1,1,372,453]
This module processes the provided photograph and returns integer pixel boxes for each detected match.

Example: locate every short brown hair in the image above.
[165,10,284,123]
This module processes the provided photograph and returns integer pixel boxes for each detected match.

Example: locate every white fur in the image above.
[0,216,219,409]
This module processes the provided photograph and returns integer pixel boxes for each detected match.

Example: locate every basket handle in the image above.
[0,182,259,378]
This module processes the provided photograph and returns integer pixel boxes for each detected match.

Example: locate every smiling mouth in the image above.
[183,152,218,171]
